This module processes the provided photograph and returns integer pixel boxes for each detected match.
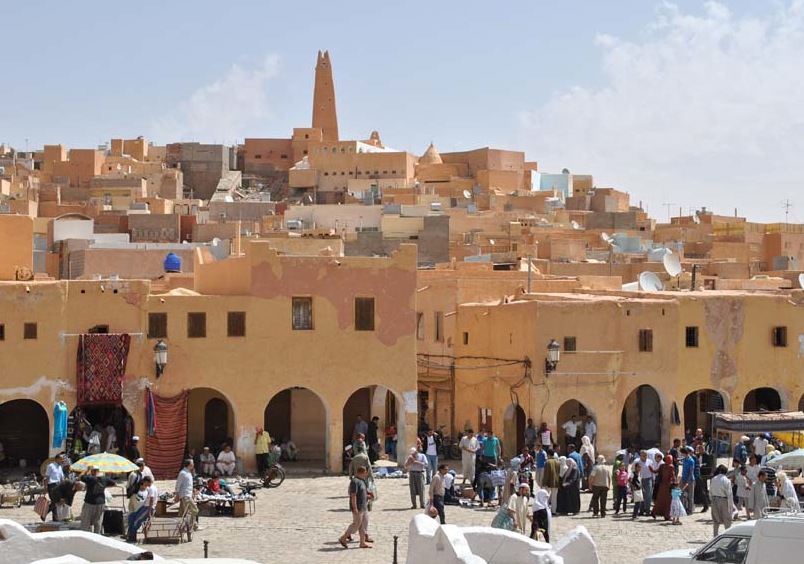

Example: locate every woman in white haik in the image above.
[777,471,799,511]
[530,487,552,543]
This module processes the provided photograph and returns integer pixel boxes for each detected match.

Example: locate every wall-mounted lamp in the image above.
[545,339,560,376]
[154,340,168,378]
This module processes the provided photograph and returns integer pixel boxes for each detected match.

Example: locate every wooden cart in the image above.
[142,505,194,544]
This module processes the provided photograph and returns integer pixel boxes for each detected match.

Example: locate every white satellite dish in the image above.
[601,232,613,244]
[692,214,700,224]
[799,273,804,289]
[570,220,580,230]
[663,252,682,277]
[211,237,221,246]
[462,189,472,199]
[639,271,664,292]
[489,239,496,246]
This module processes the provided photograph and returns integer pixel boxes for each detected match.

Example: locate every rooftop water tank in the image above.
[164,253,182,273]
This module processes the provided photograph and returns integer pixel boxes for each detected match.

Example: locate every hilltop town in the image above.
[0,51,802,480]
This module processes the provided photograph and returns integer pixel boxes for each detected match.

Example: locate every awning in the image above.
[711,411,804,433]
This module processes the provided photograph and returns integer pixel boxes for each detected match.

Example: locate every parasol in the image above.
[70,452,138,473]
[765,448,804,471]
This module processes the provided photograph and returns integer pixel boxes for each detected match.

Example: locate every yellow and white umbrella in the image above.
[70,453,138,473]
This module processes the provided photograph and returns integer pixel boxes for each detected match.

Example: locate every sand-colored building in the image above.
[0,241,419,477]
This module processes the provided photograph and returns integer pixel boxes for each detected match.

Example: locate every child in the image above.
[614,460,629,515]
[630,461,643,520]
[669,484,686,525]
[735,465,750,519]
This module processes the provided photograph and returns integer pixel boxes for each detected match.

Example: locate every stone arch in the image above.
[264,387,329,463]
[683,389,726,439]
[621,385,662,450]
[503,403,526,457]
[0,399,49,469]
[799,393,804,412]
[187,387,235,457]
[743,387,782,412]
[556,399,591,452]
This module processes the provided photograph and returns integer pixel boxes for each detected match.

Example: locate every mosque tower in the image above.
[312,50,339,142]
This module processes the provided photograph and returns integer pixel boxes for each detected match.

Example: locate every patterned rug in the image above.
[147,390,189,480]
[76,333,131,406]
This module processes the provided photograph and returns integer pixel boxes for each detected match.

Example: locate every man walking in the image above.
[78,466,116,534]
[424,429,439,484]
[352,414,368,444]
[254,427,272,474]
[405,447,428,509]
[541,449,561,513]
[45,453,65,522]
[175,459,200,532]
[429,464,449,524]
[459,429,478,486]
[710,464,733,537]
[639,450,655,516]
[588,455,611,517]
[338,466,373,549]
[583,416,597,445]
[680,447,696,516]
[538,422,553,451]
[534,444,547,487]
[482,430,501,466]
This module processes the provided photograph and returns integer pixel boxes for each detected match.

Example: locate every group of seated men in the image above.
[198,444,237,477]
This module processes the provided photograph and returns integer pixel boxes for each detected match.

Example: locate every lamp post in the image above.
[154,340,168,378]
[545,339,560,376]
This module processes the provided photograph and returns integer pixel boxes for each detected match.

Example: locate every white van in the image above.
[643,512,804,563]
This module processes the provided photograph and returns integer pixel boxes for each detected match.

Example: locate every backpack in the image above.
[126,471,142,498]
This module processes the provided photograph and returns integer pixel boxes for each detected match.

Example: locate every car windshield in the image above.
[694,535,750,563]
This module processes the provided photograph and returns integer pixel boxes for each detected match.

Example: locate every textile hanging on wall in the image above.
[76,333,131,406]
[52,402,68,448]
[147,390,189,480]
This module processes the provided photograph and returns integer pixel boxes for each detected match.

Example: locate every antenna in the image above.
[782,199,792,223]
[639,271,664,292]
[662,203,676,222]
[462,189,472,200]
[570,220,580,230]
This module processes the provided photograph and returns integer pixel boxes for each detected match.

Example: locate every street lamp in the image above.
[545,339,560,376]
[154,340,168,378]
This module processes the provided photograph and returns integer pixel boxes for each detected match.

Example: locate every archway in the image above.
[0,400,49,469]
[556,399,590,452]
[683,389,725,440]
[503,404,527,458]
[344,386,404,465]
[621,385,662,450]
[800,394,804,412]
[265,387,327,463]
[187,388,234,457]
[743,388,782,412]
[67,404,133,458]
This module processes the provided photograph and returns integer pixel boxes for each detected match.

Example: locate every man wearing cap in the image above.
[127,436,141,463]
[459,429,478,486]
[588,455,612,518]
[507,482,531,535]
[404,447,428,509]
[199,447,215,476]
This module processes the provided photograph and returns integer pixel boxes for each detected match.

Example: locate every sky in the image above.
[2,1,801,223]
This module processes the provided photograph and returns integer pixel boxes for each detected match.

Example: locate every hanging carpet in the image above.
[76,333,131,406]
[147,390,189,480]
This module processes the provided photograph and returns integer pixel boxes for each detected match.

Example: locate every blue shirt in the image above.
[681,455,696,482]
[536,450,547,469]
[483,436,499,458]
[568,452,584,478]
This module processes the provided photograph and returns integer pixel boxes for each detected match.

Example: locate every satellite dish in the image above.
[601,232,613,244]
[211,237,221,246]
[570,220,580,230]
[462,189,472,199]
[639,271,664,292]
[663,252,682,277]
[540,218,549,224]
[692,215,701,224]
[489,239,496,246]
[799,273,804,289]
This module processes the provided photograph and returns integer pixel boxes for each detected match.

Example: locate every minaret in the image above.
[312,50,339,142]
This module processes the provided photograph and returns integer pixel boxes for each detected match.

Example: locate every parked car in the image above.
[643,512,804,563]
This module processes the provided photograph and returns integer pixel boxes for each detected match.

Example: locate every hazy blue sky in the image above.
[2,1,801,222]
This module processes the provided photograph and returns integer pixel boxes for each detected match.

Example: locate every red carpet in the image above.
[147,390,189,480]
[76,334,131,406]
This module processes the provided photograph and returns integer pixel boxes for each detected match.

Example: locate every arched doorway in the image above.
[503,404,526,458]
[67,404,134,459]
[265,387,327,463]
[743,388,782,412]
[0,399,49,469]
[621,385,662,450]
[799,394,804,412]
[187,388,234,457]
[344,386,403,464]
[683,389,725,439]
[556,400,590,452]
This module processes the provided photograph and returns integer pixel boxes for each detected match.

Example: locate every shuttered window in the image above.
[227,312,246,337]
[354,297,375,331]
[148,313,168,339]
[292,297,313,330]
[638,329,653,352]
[187,312,206,338]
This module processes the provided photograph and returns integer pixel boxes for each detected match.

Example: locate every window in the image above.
[563,337,577,352]
[24,322,37,340]
[416,313,424,340]
[280,154,288,159]
[434,311,444,342]
[771,326,788,347]
[463,332,469,345]
[354,297,375,331]
[187,312,206,338]
[227,312,246,337]
[254,154,262,159]
[292,297,313,330]
[685,326,699,348]
[692,535,749,563]
[638,329,653,352]
[0,324,4,341]
[148,313,167,339]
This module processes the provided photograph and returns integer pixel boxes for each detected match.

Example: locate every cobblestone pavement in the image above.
[0,469,724,563]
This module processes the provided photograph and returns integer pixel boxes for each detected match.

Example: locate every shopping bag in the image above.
[633,489,644,503]
[33,495,49,521]
[55,502,71,521]
[490,505,515,530]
